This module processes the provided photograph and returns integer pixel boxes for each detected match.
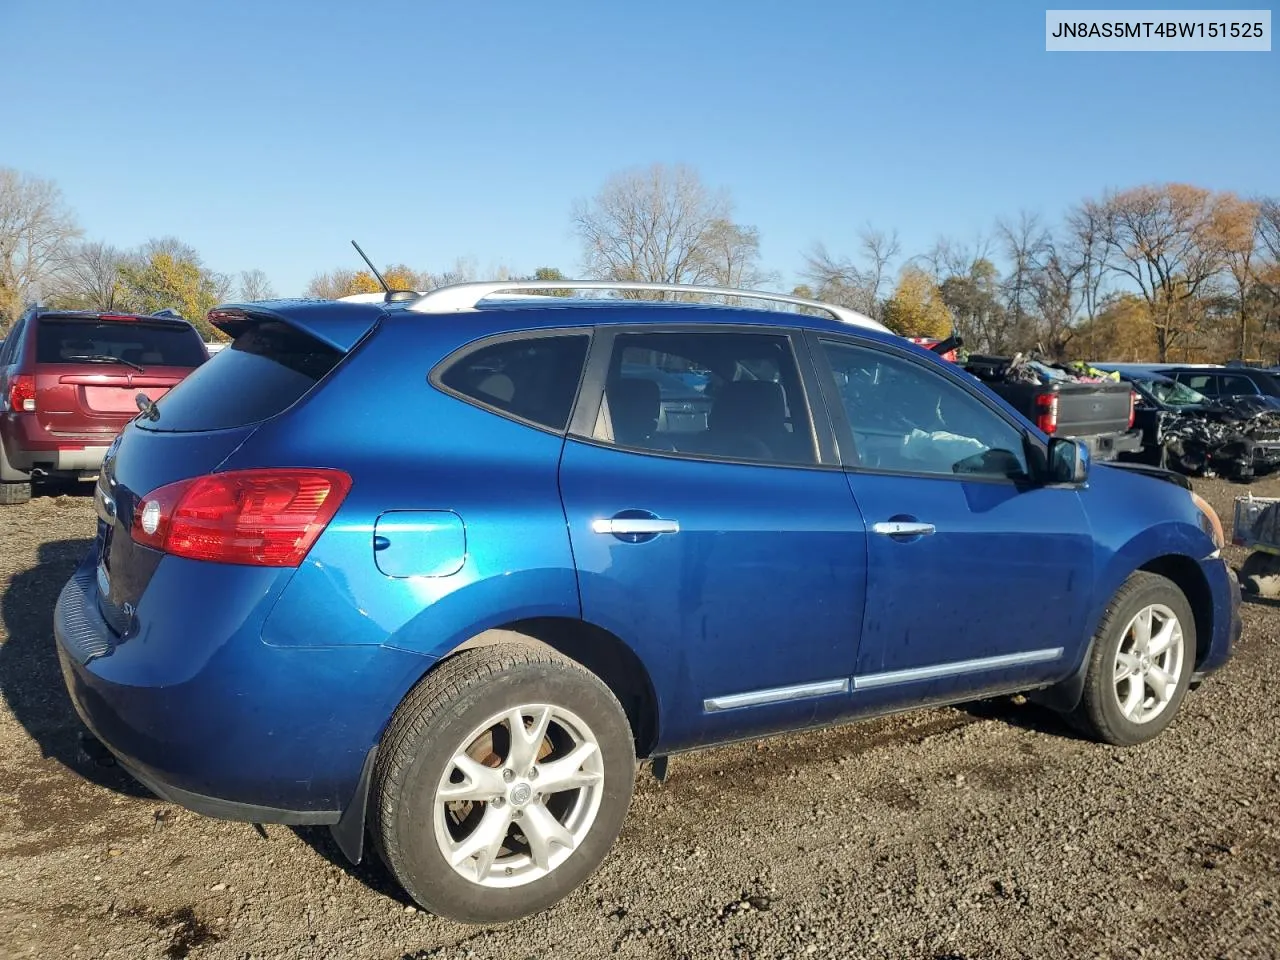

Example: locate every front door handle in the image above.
[591,517,680,536]
[871,521,936,537]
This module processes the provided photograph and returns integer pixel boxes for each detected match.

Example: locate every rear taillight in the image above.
[131,468,352,567]
[1034,393,1059,434]
[7,375,35,413]
[1129,391,1138,429]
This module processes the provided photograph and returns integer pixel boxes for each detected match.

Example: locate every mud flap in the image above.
[329,746,378,864]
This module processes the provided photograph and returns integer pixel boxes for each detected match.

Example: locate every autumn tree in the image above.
[1095,184,1228,361]
[0,168,81,327]
[573,164,763,297]
[881,266,953,338]
[118,250,225,338]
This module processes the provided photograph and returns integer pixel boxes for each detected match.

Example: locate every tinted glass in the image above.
[36,319,206,368]
[821,340,1029,480]
[1177,374,1218,395]
[138,321,342,432]
[438,334,589,431]
[1219,374,1260,395]
[591,331,817,466]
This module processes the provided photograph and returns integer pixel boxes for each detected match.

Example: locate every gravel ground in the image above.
[1,476,1278,960]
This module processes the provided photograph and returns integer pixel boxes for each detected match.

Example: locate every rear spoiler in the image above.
[207,300,386,353]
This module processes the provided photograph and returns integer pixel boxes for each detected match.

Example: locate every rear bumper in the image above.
[1,413,113,475]
[1082,429,1144,462]
[54,550,429,822]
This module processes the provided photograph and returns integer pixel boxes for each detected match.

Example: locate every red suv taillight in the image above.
[1034,393,1059,434]
[131,468,352,566]
[8,375,36,413]
[1129,390,1138,429]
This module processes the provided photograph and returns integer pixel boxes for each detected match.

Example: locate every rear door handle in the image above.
[871,521,935,537]
[591,517,680,536]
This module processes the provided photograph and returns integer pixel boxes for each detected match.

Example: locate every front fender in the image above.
[1032,519,1214,713]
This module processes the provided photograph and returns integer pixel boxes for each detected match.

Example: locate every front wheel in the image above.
[1072,572,1195,746]
[370,644,636,923]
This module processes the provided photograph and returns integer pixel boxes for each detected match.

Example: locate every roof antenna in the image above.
[350,240,419,303]
[351,240,390,293]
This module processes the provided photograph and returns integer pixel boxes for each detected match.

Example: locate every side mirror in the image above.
[1048,436,1090,485]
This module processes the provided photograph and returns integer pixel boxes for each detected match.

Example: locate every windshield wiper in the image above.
[61,354,145,373]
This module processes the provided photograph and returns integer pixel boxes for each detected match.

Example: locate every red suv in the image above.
[0,308,208,504]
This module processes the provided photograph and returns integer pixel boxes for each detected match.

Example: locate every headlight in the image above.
[1190,491,1225,552]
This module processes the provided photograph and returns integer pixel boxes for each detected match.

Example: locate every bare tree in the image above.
[573,164,763,298]
[52,241,128,311]
[1095,184,1228,361]
[803,226,900,319]
[0,168,82,324]
[305,268,358,299]
[237,269,276,301]
[996,211,1050,349]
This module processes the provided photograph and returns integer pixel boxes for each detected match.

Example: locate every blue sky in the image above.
[3,0,1277,297]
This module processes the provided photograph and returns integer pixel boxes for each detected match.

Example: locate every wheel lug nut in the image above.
[529,768,538,780]
[513,810,523,819]
[502,769,514,782]
[492,797,505,807]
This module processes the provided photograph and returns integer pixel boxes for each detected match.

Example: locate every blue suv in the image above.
[55,282,1239,923]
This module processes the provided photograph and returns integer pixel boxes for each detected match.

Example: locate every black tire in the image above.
[1071,571,1195,746]
[370,643,636,923]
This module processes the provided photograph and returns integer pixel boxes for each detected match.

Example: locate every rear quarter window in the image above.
[435,334,590,431]
[35,319,207,367]
[140,321,342,432]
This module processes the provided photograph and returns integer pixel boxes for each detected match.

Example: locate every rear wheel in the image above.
[371,644,635,923]
[1072,572,1194,746]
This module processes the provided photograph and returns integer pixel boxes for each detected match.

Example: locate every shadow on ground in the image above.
[0,534,149,798]
[293,826,414,906]
[959,695,1086,740]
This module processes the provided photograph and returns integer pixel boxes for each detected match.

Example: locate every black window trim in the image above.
[427,325,595,437]
[807,330,1049,487]
[566,322,841,470]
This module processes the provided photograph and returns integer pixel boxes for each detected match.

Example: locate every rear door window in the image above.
[436,334,590,431]
[586,330,818,466]
[138,321,342,432]
[36,319,207,368]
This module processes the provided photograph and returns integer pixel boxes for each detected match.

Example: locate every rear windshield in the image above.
[36,319,207,368]
[138,321,342,432]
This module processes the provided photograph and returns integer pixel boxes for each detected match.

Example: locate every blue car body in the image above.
[55,296,1239,859]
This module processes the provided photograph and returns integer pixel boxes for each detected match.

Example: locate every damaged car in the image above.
[1120,373,1280,481]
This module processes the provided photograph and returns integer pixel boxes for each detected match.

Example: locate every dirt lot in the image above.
[1,477,1278,960]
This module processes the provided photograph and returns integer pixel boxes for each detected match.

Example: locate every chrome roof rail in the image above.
[404,280,889,332]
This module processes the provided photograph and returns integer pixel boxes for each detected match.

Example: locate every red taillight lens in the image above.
[8,375,35,413]
[1129,390,1138,429]
[1034,393,1059,434]
[131,468,352,567]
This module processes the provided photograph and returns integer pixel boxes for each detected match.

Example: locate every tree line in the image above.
[4,163,1278,362]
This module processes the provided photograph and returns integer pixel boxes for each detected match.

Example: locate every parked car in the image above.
[56,282,1238,924]
[1163,365,1280,409]
[962,354,1143,462]
[1121,372,1280,479]
[0,308,209,504]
